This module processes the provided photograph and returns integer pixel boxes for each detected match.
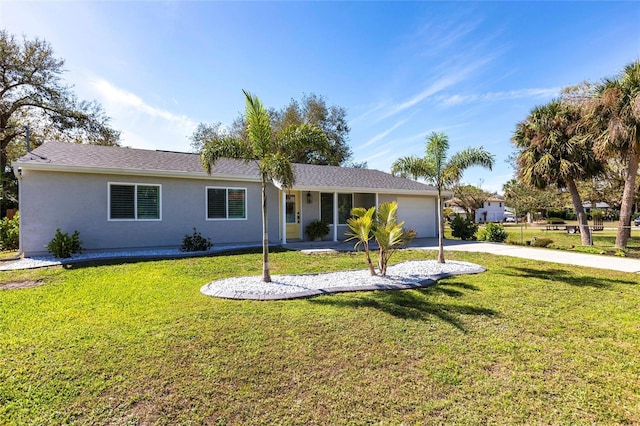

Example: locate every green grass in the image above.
[449,223,640,257]
[1,249,639,424]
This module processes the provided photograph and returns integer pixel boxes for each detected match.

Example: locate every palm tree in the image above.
[391,131,494,263]
[201,90,327,282]
[345,206,376,276]
[390,156,430,180]
[512,100,603,246]
[590,60,640,249]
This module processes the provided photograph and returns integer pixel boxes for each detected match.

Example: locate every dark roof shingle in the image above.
[16,141,437,193]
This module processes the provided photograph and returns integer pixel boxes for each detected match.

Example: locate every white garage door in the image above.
[397,197,436,238]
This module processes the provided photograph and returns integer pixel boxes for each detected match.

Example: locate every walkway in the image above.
[285,238,640,274]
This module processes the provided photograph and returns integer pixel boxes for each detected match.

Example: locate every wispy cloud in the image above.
[88,78,198,151]
[356,113,419,150]
[437,87,561,106]
[91,78,197,131]
[378,56,495,121]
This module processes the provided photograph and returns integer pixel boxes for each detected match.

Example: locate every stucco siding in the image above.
[19,170,278,255]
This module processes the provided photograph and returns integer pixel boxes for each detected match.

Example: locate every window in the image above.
[320,193,333,224]
[207,187,246,220]
[337,193,353,224]
[109,183,160,220]
[320,193,353,225]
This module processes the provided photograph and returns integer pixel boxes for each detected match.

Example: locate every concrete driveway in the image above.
[287,238,640,274]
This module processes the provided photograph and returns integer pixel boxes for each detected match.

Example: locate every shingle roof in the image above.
[15,141,438,194]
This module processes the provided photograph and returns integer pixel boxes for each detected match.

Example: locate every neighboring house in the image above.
[475,197,507,222]
[444,198,468,218]
[13,141,441,256]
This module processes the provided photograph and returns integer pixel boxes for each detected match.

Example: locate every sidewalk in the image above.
[286,238,640,274]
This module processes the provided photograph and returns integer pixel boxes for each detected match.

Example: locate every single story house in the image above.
[13,141,442,256]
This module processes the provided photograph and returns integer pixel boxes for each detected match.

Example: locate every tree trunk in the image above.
[616,150,640,249]
[437,191,445,263]
[364,244,376,276]
[566,179,592,246]
[261,179,271,283]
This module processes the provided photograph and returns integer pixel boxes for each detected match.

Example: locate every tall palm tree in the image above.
[201,90,327,282]
[390,156,431,180]
[512,100,603,246]
[590,60,640,249]
[391,131,494,263]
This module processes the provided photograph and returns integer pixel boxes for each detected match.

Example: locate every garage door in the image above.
[397,197,436,238]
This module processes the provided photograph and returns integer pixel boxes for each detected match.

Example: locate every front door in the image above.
[285,191,301,240]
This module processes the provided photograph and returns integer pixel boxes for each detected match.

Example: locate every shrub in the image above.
[450,214,478,240]
[305,220,330,241]
[180,228,213,252]
[46,228,82,258]
[0,212,19,250]
[590,209,604,220]
[477,222,508,243]
[531,237,553,248]
[546,217,565,224]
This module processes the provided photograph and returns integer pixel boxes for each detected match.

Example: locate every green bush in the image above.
[531,237,553,248]
[477,222,508,243]
[0,212,19,250]
[46,228,83,258]
[450,214,478,240]
[180,228,212,252]
[305,220,330,240]
[546,217,565,224]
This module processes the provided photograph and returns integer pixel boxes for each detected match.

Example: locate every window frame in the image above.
[319,192,353,225]
[108,182,162,221]
[205,186,248,221]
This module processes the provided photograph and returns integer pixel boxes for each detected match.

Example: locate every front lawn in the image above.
[446,223,640,257]
[1,249,638,424]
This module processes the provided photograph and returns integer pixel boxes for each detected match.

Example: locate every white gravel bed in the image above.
[0,244,260,271]
[201,260,485,300]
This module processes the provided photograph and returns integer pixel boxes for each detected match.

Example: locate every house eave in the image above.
[290,185,443,197]
[12,162,261,183]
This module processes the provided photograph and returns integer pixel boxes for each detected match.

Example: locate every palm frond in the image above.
[200,135,252,174]
[243,89,273,156]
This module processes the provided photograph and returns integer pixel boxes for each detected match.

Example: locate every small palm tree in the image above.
[590,60,640,249]
[392,132,494,263]
[512,100,603,246]
[346,206,376,276]
[346,202,415,276]
[371,201,415,275]
[201,90,327,282]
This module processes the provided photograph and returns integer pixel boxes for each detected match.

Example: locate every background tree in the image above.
[503,179,567,221]
[200,90,327,283]
[589,60,640,248]
[271,93,352,165]
[192,93,354,166]
[512,100,603,246]
[0,30,120,213]
[391,131,494,263]
[452,184,492,221]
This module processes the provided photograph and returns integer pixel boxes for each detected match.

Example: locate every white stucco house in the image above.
[13,141,442,256]
[475,197,507,222]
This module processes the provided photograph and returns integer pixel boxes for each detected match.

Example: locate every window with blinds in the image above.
[207,187,246,220]
[109,183,161,220]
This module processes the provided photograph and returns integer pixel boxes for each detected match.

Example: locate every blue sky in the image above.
[2,1,639,193]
